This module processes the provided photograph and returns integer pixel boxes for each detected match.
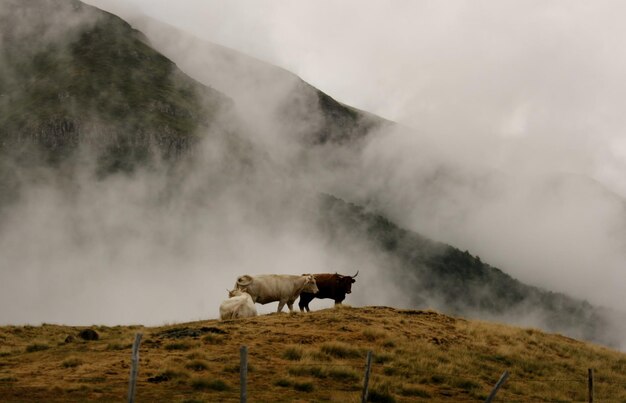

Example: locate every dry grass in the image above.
[0,307,625,402]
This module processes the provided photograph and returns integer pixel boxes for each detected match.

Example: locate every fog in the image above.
[0,0,407,325]
[0,108,402,325]
[2,1,625,333]
[85,1,625,310]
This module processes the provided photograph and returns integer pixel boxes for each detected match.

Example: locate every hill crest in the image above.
[1,306,625,402]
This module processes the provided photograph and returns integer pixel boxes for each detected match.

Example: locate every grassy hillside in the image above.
[1,306,625,402]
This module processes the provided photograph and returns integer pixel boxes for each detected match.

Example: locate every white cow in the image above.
[219,290,257,320]
[231,274,319,313]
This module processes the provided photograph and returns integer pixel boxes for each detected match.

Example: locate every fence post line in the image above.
[127,333,143,403]
[587,368,593,403]
[361,350,373,403]
[240,345,248,403]
[484,370,509,403]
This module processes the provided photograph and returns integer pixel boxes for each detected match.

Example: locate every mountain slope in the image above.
[319,195,622,347]
[0,0,228,173]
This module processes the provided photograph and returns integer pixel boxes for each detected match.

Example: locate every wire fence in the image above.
[125,333,617,402]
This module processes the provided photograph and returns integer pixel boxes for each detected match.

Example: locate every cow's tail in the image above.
[236,275,253,287]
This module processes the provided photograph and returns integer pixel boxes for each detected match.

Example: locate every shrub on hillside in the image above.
[61,357,83,368]
[320,342,362,359]
[25,343,49,353]
[190,378,229,391]
[282,346,304,361]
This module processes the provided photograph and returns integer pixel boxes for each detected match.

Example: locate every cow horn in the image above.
[352,270,359,278]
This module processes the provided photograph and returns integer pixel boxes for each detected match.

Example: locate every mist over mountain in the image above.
[124,14,388,149]
[1,0,625,349]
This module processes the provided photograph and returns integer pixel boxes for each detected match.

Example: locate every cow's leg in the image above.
[287,300,295,313]
[277,301,286,313]
[298,293,313,313]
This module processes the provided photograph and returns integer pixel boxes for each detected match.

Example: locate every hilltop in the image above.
[1,306,625,402]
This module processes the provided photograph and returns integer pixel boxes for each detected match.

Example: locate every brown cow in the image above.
[298,271,358,312]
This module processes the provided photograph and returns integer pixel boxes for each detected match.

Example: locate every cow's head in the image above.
[336,271,358,294]
[302,274,319,294]
[228,288,245,298]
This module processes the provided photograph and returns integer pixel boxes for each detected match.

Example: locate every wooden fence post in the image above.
[587,368,593,403]
[361,351,373,403]
[484,370,509,403]
[127,333,143,403]
[240,345,248,403]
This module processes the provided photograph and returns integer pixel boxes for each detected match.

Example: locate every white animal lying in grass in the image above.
[219,289,257,320]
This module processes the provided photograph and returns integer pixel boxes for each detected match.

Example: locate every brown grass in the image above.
[0,307,625,402]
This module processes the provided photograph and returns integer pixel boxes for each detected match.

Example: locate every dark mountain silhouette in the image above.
[318,194,624,347]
